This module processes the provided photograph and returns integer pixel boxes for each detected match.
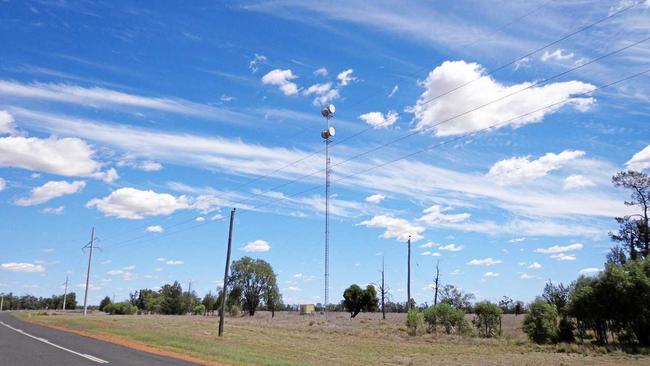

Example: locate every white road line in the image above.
[0,321,109,364]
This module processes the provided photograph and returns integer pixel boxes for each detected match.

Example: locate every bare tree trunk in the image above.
[433,260,440,306]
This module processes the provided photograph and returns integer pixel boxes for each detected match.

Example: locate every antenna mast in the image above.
[320,104,336,319]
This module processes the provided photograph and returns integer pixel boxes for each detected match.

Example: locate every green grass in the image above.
[16,312,650,366]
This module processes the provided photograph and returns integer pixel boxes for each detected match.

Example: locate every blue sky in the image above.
[1,0,650,306]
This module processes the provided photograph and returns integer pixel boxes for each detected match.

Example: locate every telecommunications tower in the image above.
[320,104,335,317]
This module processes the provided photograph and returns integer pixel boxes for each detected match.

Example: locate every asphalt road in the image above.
[0,312,199,365]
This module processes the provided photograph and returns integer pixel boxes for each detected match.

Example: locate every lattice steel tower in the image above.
[320,104,335,318]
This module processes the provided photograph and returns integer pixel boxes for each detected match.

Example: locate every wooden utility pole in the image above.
[407,235,411,309]
[83,227,95,316]
[219,208,236,337]
[1,294,4,312]
[433,260,440,306]
[62,276,68,311]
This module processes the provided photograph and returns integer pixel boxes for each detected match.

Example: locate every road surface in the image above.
[0,312,199,365]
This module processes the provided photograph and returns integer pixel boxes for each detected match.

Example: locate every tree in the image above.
[542,281,569,315]
[159,281,186,315]
[610,171,650,261]
[423,303,466,334]
[264,281,282,318]
[433,260,440,306]
[513,301,525,317]
[98,296,112,312]
[376,258,390,320]
[342,284,378,318]
[473,301,502,338]
[439,285,474,310]
[406,308,425,336]
[523,298,558,344]
[201,292,217,316]
[229,257,279,316]
[498,296,514,314]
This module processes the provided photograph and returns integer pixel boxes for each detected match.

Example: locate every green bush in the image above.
[104,302,137,315]
[423,303,466,334]
[229,304,241,317]
[473,301,502,338]
[193,304,206,316]
[523,298,559,344]
[406,309,425,336]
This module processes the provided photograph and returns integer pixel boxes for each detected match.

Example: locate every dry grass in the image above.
[17,311,650,366]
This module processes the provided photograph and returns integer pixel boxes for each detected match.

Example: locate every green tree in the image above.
[423,303,466,334]
[473,301,502,338]
[264,281,282,318]
[523,298,558,344]
[342,284,378,318]
[229,257,279,316]
[439,285,474,310]
[98,296,112,312]
[406,308,425,336]
[610,170,650,261]
[159,281,186,315]
[193,304,206,315]
[201,292,217,316]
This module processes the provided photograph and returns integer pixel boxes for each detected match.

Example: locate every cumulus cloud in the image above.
[86,187,189,219]
[249,53,267,73]
[0,177,5,191]
[0,110,15,134]
[419,241,438,248]
[358,215,424,242]
[117,155,163,172]
[439,244,463,252]
[365,194,385,204]
[303,82,339,105]
[41,205,65,215]
[534,243,583,254]
[409,61,595,136]
[579,267,602,275]
[419,205,471,225]
[541,49,574,62]
[337,69,357,86]
[314,67,328,77]
[550,253,576,261]
[483,272,499,278]
[527,262,542,269]
[564,174,595,190]
[358,111,399,128]
[627,145,650,171]
[487,150,585,185]
[467,258,502,266]
[15,180,86,206]
[145,225,164,233]
[241,239,271,252]
[421,251,441,257]
[1,262,45,272]
[509,237,526,243]
[261,69,299,95]
[0,135,104,177]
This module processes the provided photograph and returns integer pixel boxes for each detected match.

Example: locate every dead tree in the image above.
[376,257,390,320]
[433,260,440,306]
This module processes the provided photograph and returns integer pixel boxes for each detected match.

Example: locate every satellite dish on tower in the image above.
[321,126,336,139]
[321,104,336,118]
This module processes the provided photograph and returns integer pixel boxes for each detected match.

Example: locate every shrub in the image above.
[473,301,502,338]
[558,317,575,343]
[423,303,466,334]
[104,302,137,315]
[193,304,206,316]
[406,309,425,336]
[229,304,241,317]
[523,298,559,344]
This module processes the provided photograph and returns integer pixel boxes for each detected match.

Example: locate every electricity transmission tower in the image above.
[320,104,335,318]
[83,227,96,316]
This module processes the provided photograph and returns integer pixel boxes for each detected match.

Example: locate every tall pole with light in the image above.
[320,104,336,319]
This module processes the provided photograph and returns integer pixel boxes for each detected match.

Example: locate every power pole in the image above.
[83,227,95,316]
[433,260,440,306]
[407,235,411,309]
[188,280,193,312]
[1,294,4,312]
[62,276,68,311]
[219,208,236,337]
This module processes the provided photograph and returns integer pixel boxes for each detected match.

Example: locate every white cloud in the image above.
[409,61,595,136]
[314,67,328,77]
[527,262,542,269]
[0,177,5,191]
[241,239,271,252]
[261,69,299,95]
[41,205,65,215]
[195,216,205,222]
[439,244,463,252]
[107,270,124,276]
[249,53,267,73]
[0,135,103,177]
[358,215,425,242]
[388,85,399,98]
[1,262,45,272]
[564,174,595,190]
[76,283,100,291]
[145,225,164,233]
[365,194,385,204]
[337,69,357,86]
[419,205,471,225]
[165,260,184,265]
[487,150,585,185]
[419,241,438,249]
[509,237,526,243]
[513,57,530,71]
[286,286,301,291]
[421,251,441,257]
[534,243,583,254]
[520,273,536,280]
[86,187,189,219]
[579,267,602,275]
[550,253,577,261]
[303,82,339,105]
[358,111,399,128]
[15,180,86,206]
[541,49,574,62]
[483,272,499,278]
[0,110,15,134]
[467,258,502,266]
[117,155,163,172]
[627,145,650,171]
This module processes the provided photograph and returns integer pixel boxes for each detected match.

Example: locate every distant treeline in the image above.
[0,292,77,310]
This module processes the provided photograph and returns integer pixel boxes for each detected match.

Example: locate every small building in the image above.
[299,304,315,315]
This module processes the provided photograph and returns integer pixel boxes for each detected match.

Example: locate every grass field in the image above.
[16,311,650,366]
